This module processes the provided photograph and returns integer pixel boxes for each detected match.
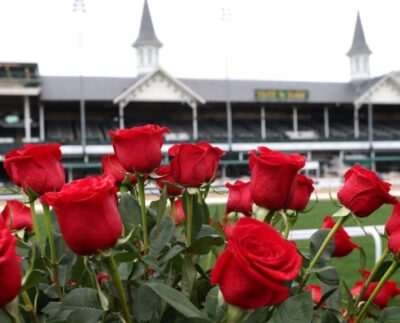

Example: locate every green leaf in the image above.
[141,255,163,274]
[43,288,103,323]
[316,285,338,308]
[158,245,185,265]
[119,192,142,233]
[245,308,270,323]
[321,310,340,323]
[310,229,334,265]
[321,283,341,311]
[203,286,220,322]
[188,235,225,255]
[134,284,160,322]
[312,266,340,286]
[182,255,197,299]
[149,215,174,257]
[145,282,210,321]
[377,307,400,323]
[332,206,351,218]
[270,291,313,323]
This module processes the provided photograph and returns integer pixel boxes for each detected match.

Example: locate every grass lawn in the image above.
[209,200,395,288]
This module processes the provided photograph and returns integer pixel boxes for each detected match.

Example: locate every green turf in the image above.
[209,200,396,288]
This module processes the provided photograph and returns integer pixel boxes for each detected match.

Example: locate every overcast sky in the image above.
[1,0,400,82]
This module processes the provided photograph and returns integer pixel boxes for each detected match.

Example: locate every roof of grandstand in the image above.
[40,75,386,104]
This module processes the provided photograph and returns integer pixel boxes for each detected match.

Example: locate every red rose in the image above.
[321,216,358,257]
[109,124,169,174]
[155,166,184,197]
[337,164,397,218]
[288,174,314,211]
[41,175,122,256]
[211,217,302,309]
[305,285,323,305]
[169,142,225,188]
[4,144,65,196]
[101,154,136,185]
[352,277,400,309]
[0,220,22,307]
[249,147,306,210]
[169,198,186,225]
[1,200,32,232]
[386,203,400,237]
[226,180,253,216]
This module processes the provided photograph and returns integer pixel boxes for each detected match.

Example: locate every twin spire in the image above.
[133,0,162,75]
[133,2,371,82]
[347,12,372,82]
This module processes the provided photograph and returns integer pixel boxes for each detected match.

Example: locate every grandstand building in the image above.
[1,1,400,180]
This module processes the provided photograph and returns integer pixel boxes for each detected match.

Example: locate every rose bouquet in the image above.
[0,124,399,322]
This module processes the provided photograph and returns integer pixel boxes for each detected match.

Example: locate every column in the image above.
[39,104,45,141]
[324,106,330,139]
[368,101,374,149]
[192,102,198,141]
[226,102,233,149]
[119,102,125,129]
[354,106,359,138]
[260,106,266,140]
[292,106,298,136]
[23,96,31,142]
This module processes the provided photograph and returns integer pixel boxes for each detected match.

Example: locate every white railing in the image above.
[289,225,385,263]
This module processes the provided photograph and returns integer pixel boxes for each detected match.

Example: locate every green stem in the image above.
[103,253,132,323]
[355,260,399,323]
[264,210,275,224]
[226,304,244,323]
[283,217,293,240]
[301,214,349,290]
[354,246,390,309]
[41,202,63,300]
[21,291,39,323]
[186,192,194,246]
[29,201,43,251]
[136,174,149,255]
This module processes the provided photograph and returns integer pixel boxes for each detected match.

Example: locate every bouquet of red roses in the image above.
[0,124,399,323]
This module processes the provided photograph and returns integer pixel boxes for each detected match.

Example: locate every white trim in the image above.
[354,71,400,108]
[0,87,40,96]
[113,67,205,106]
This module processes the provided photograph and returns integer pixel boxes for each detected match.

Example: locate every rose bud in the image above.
[169,198,186,225]
[41,175,122,256]
[1,200,32,232]
[321,216,358,257]
[337,164,397,218]
[4,144,65,196]
[352,278,400,309]
[169,142,225,188]
[305,285,324,305]
[0,220,22,307]
[388,232,400,256]
[101,154,136,185]
[109,124,169,174]
[288,174,314,211]
[386,203,400,237]
[249,146,306,210]
[211,217,302,309]
[226,180,253,216]
[97,273,110,285]
[223,222,235,241]
[155,166,184,197]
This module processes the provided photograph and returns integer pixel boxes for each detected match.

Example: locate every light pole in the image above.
[221,6,232,151]
[73,0,88,163]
